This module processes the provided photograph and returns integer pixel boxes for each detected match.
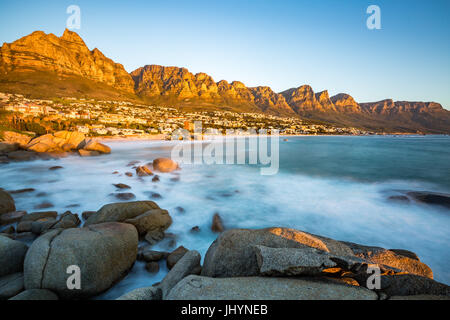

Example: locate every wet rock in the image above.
[9,289,59,300]
[126,160,141,167]
[81,139,111,154]
[85,201,159,226]
[175,206,185,214]
[167,246,189,270]
[49,166,63,171]
[113,183,131,189]
[170,176,180,182]
[52,211,81,229]
[11,220,29,233]
[24,222,138,299]
[136,165,153,177]
[190,226,200,233]
[6,150,39,161]
[152,175,160,182]
[166,275,378,300]
[146,262,160,274]
[0,143,20,153]
[78,149,100,157]
[160,250,201,298]
[1,225,15,235]
[146,191,162,199]
[138,249,168,262]
[125,172,133,177]
[34,202,54,210]
[0,190,15,215]
[1,211,27,225]
[388,195,410,202]
[389,249,420,261]
[21,211,58,222]
[152,158,179,173]
[14,232,36,241]
[112,171,119,174]
[211,213,224,233]
[144,230,165,246]
[201,228,354,278]
[407,191,450,209]
[114,192,136,201]
[0,273,24,299]
[377,274,450,297]
[116,286,161,300]
[0,235,28,276]
[125,209,172,236]
[81,211,95,220]
[8,188,35,194]
[31,218,57,235]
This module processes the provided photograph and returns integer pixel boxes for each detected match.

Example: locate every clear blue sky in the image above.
[0,0,449,109]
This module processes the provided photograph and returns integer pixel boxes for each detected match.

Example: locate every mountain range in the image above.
[1,29,449,133]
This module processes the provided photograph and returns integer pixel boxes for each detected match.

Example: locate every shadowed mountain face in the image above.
[0,30,449,133]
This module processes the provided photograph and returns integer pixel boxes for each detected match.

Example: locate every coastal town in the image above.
[0,92,372,138]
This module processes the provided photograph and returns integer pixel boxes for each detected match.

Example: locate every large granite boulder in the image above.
[81,139,111,154]
[159,250,201,298]
[26,131,86,153]
[0,235,28,276]
[24,222,138,299]
[166,275,378,300]
[201,228,354,277]
[0,190,15,215]
[125,209,172,235]
[152,158,179,173]
[1,131,32,148]
[0,273,24,299]
[342,241,433,279]
[85,201,160,226]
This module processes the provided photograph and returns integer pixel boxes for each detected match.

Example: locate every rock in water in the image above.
[201,228,353,278]
[136,165,153,177]
[84,201,160,226]
[167,246,189,270]
[1,211,26,225]
[166,275,378,300]
[152,158,179,173]
[159,250,201,298]
[24,222,138,299]
[0,190,15,215]
[211,213,224,233]
[0,235,28,276]
[407,191,450,209]
[125,209,172,235]
[81,139,111,154]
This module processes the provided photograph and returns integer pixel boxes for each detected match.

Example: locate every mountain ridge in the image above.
[1,29,449,133]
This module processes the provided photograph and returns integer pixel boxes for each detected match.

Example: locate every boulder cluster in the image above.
[0,130,111,163]
[1,183,449,300]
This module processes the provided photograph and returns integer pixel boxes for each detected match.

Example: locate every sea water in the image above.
[1,135,449,299]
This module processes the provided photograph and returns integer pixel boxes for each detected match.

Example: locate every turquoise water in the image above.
[1,135,449,298]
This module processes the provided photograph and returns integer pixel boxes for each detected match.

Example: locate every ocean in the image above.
[1,135,449,299]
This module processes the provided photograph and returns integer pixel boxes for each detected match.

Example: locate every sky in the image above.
[0,0,449,109]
